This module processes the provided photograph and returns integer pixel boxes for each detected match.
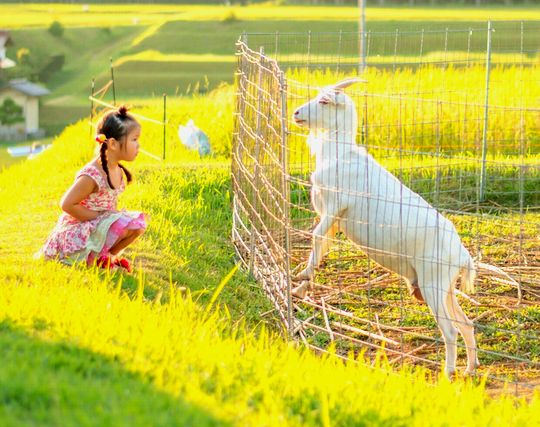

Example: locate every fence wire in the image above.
[233,22,540,395]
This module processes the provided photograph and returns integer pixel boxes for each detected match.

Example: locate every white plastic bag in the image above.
[178,119,211,156]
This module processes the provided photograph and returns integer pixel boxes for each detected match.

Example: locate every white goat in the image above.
[292,78,479,377]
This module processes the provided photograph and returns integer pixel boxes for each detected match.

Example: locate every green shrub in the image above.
[48,21,64,38]
[0,98,24,126]
[38,54,65,82]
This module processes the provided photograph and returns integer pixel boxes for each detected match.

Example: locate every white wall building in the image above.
[0,30,50,139]
[0,80,50,139]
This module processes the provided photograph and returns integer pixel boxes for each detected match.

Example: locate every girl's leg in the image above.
[109,228,145,256]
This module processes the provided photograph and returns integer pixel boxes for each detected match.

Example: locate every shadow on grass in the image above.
[0,319,228,427]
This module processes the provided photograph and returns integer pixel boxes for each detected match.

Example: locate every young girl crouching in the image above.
[38,105,147,272]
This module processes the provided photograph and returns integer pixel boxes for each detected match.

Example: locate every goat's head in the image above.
[292,78,366,132]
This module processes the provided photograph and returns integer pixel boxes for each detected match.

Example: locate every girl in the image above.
[39,105,147,272]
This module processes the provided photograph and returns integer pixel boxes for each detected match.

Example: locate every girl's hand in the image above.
[96,209,119,218]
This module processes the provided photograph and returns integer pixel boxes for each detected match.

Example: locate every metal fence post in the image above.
[480,20,493,201]
[248,47,265,276]
[358,0,366,73]
[279,70,293,337]
[443,27,449,67]
[467,28,473,67]
[232,40,246,266]
[274,31,279,60]
[163,94,167,160]
[110,57,116,106]
[307,31,312,71]
[393,29,399,73]
[89,78,95,139]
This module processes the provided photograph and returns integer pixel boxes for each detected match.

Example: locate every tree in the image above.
[48,21,64,38]
[0,98,24,126]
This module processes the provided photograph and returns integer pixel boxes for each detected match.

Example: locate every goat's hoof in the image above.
[444,369,457,380]
[294,268,313,282]
[292,281,310,299]
[464,363,480,377]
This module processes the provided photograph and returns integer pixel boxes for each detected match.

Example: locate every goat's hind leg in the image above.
[295,214,338,281]
[420,279,459,378]
[447,291,479,375]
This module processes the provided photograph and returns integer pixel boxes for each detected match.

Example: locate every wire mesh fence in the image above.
[232,22,540,395]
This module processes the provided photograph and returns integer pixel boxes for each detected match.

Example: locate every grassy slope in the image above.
[6,25,146,135]
[1,88,540,425]
[1,5,539,423]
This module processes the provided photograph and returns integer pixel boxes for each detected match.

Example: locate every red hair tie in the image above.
[96,134,107,144]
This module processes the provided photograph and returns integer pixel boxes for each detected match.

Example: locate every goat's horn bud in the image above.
[332,78,368,90]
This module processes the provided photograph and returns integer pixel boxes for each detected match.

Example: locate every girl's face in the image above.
[121,123,141,161]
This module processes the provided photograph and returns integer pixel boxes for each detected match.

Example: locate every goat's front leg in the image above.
[296,215,337,281]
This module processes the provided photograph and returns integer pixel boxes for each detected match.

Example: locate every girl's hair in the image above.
[96,105,138,189]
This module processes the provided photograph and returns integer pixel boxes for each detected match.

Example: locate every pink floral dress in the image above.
[39,163,147,265]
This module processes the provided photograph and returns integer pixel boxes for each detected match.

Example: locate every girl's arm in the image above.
[60,176,102,221]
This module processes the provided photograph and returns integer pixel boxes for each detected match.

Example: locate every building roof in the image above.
[0,79,50,97]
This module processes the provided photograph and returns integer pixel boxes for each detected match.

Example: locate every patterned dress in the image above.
[39,163,147,264]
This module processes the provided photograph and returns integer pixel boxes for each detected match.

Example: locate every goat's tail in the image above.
[460,258,477,295]
[476,261,521,295]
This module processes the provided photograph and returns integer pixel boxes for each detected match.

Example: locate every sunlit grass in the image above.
[286,64,540,159]
[114,51,237,66]
[1,87,540,425]
[2,5,540,416]
[3,4,540,29]
[4,262,540,426]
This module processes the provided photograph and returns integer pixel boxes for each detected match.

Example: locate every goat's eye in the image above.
[318,98,329,105]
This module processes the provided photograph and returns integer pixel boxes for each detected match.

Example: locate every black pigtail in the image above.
[118,163,132,184]
[100,142,115,189]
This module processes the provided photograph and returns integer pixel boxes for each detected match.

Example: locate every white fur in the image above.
[292,78,478,376]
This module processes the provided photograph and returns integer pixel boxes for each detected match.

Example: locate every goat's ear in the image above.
[318,93,336,105]
[332,77,368,91]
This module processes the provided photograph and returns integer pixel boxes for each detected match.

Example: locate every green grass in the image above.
[4,25,143,92]
[0,138,53,171]
[3,4,540,30]
[1,4,539,423]
[283,65,539,157]
[2,87,540,425]
[3,4,539,138]
[94,57,233,97]
[0,321,220,427]
[138,19,540,57]
[0,140,26,170]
